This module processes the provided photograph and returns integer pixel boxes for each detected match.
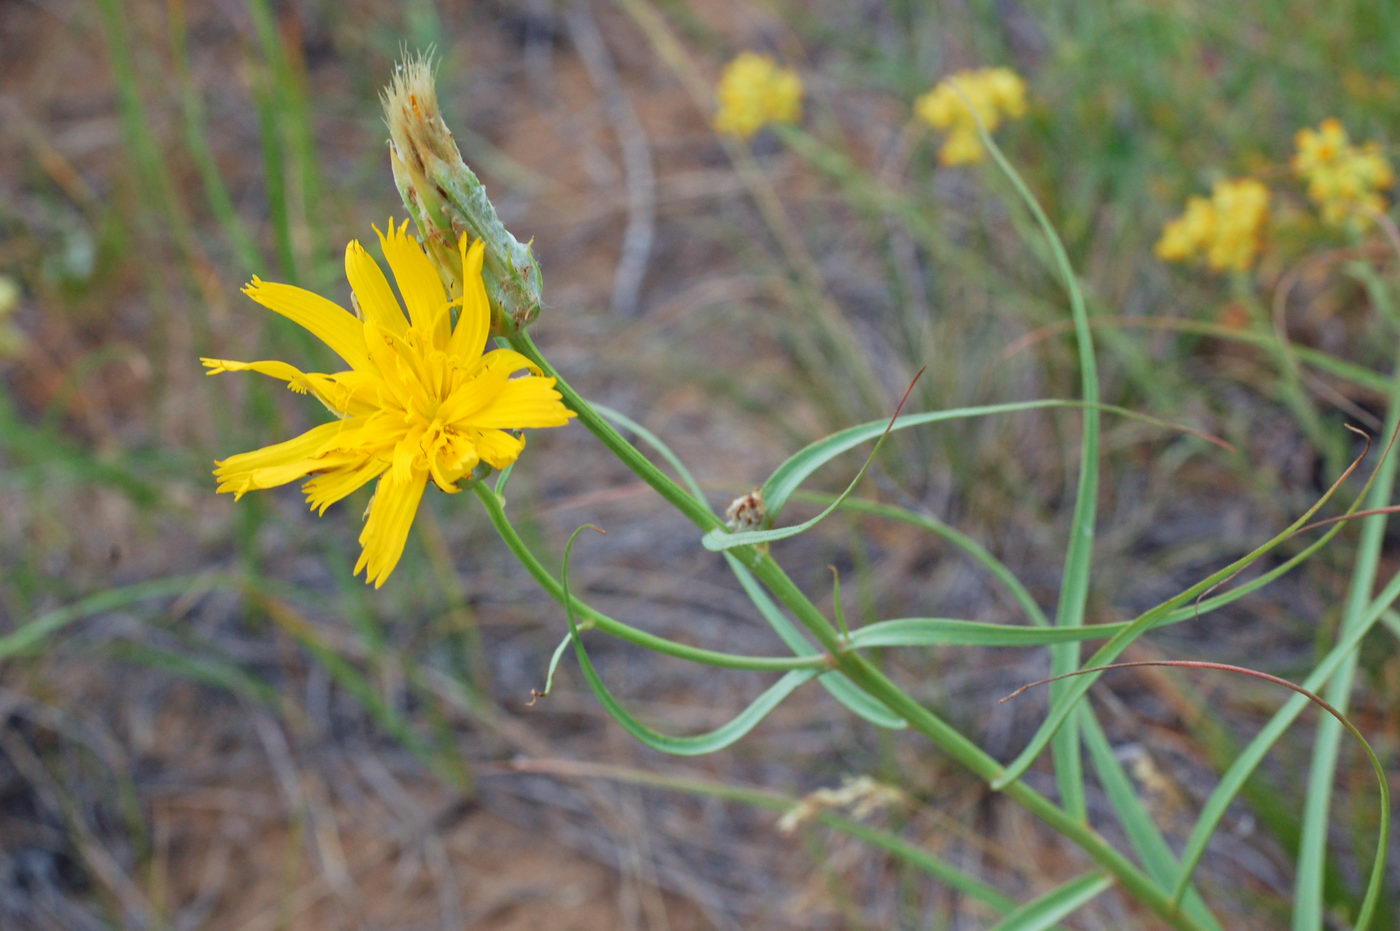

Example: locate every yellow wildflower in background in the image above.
[0,275,24,359]
[203,221,575,586]
[1156,178,1269,272]
[1204,178,1269,270]
[1292,118,1394,225]
[1155,196,1216,263]
[714,52,803,140]
[914,67,1028,165]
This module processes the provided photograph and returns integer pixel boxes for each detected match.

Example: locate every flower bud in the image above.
[383,54,543,329]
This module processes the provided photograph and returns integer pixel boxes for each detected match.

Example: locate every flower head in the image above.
[1156,178,1269,272]
[714,52,804,140]
[203,221,575,586]
[915,67,1028,166]
[1292,118,1394,225]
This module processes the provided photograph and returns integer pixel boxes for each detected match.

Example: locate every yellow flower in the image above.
[203,220,575,586]
[1155,196,1216,262]
[714,52,803,140]
[1292,118,1394,225]
[915,67,1028,165]
[1156,178,1269,271]
[1206,178,1269,271]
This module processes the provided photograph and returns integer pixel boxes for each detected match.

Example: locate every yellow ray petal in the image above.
[354,471,429,587]
[446,238,490,359]
[303,458,389,515]
[345,240,409,336]
[201,358,379,418]
[375,218,451,348]
[459,377,575,430]
[434,348,544,425]
[469,428,526,470]
[213,420,348,499]
[241,278,372,371]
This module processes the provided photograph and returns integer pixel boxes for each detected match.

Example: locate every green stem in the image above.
[504,329,1199,929]
[1293,263,1400,929]
[471,482,821,673]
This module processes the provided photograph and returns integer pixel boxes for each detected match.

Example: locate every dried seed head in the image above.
[777,776,903,834]
[725,488,766,530]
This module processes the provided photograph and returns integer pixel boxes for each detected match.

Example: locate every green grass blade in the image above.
[960,78,1101,824]
[0,575,230,659]
[1170,568,1400,918]
[589,401,905,727]
[511,757,1016,914]
[593,403,709,504]
[802,494,1051,627]
[848,617,1122,649]
[763,399,1221,524]
[473,483,822,672]
[1080,709,1221,930]
[994,439,1372,791]
[727,556,906,729]
[989,871,1113,931]
[562,527,820,755]
[1294,269,1400,929]
[704,371,924,551]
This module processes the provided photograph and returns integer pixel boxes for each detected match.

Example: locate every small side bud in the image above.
[725,488,766,531]
[383,54,543,330]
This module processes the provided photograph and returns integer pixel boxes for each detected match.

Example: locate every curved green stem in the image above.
[504,330,1199,929]
[472,481,824,673]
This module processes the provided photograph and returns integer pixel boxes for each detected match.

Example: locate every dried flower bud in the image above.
[725,488,766,530]
[383,54,543,330]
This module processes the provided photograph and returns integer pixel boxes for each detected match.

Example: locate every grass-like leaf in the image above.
[1004,660,1391,931]
[989,871,1113,931]
[561,526,821,755]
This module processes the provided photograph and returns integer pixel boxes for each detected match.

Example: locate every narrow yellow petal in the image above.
[469,428,526,469]
[446,238,490,359]
[434,348,543,425]
[242,278,372,371]
[201,358,310,388]
[302,458,388,515]
[345,240,409,336]
[200,358,377,418]
[213,420,347,498]
[375,218,451,348]
[354,471,428,587]
[460,377,576,430]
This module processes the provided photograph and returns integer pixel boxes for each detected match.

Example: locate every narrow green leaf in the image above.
[728,555,906,729]
[593,403,708,504]
[531,632,572,703]
[703,370,924,551]
[960,86,1101,825]
[562,527,819,755]
[1172,570,1400,923]
[1295,263,1400,931]
[848,617,1122,649]
[1080,709,1221,930]
[588,403,904,728]
[0,575,229,659]
[761,399,1224,526]
[511,756,1016,915]
[990,871,1113,931]
[994,439,1375,792]
[807,494,1051,627]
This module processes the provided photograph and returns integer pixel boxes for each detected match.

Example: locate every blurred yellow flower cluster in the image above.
[914,67,1028,165]
[713,52,804,140]
[1156,178,1270,271]
[0,276,22,358]
[1291,118,1394,225]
